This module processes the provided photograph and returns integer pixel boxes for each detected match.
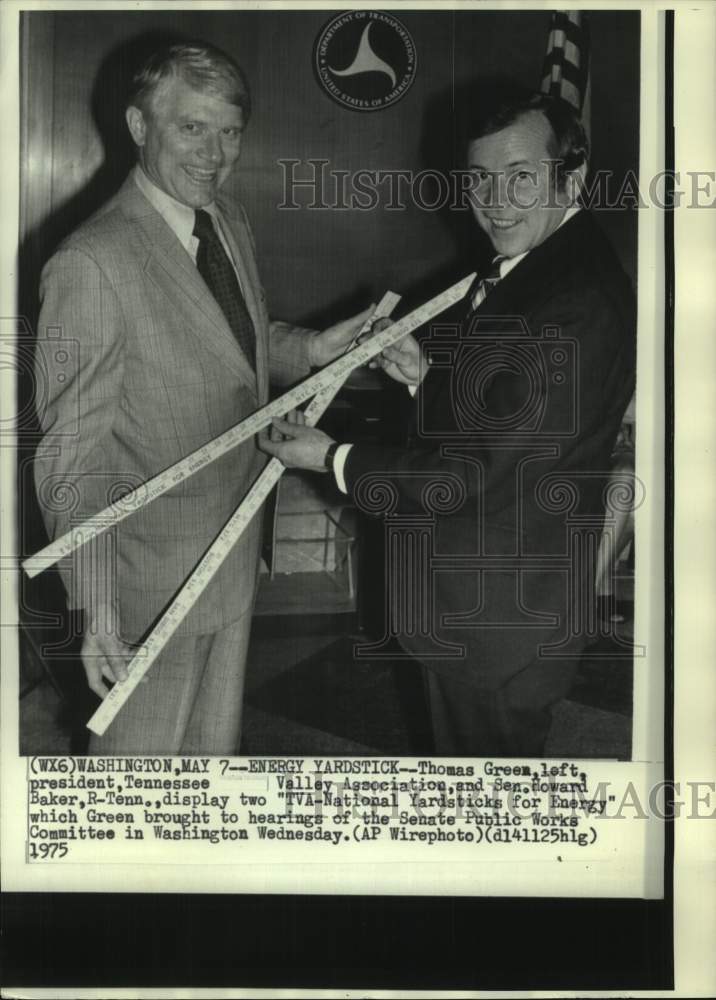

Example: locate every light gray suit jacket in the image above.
[34,175,315,642]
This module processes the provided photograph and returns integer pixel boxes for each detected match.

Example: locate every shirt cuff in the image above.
[332,443,353,494]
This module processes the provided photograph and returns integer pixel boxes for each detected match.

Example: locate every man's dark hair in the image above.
[127,41,251,122]
[463,90,589,189]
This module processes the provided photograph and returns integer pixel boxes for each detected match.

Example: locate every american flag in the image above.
[540,11,591,131]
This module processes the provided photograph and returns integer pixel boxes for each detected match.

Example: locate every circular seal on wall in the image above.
[313,11,417,112]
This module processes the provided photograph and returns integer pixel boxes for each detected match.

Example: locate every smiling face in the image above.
[126,74,244,208]
[467,110,573,258]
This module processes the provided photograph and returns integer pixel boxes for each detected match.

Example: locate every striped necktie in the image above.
[193,209,256,369]
[468,255,506,312]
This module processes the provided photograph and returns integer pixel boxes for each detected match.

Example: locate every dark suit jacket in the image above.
[34,174,315,643]
[344,210,636,690]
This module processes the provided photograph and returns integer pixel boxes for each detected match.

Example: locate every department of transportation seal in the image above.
[314,11,417,112]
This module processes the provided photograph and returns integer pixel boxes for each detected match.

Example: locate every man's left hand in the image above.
[260,418,335,472]
[309,305,375,367]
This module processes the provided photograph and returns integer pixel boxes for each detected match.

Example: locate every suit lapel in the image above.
[118,179,258,389]
[418,213,592,414]
[473,209,592,320]
[215,198,264,334]
[215,196,269,396]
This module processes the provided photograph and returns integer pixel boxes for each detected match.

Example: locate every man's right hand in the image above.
[366,319,424,387]
[82,606,135,699]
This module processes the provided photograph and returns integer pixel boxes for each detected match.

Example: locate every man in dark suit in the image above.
[262,92,636,757]
[34,41,368,754]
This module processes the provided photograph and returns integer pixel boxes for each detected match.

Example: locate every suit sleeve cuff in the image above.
[333,443,353,494]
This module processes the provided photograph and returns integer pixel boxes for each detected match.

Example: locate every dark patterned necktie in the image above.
[193,209,255,369]
[468,255,506,312]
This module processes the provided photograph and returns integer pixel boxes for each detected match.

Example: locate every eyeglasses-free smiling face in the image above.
[467,110,573,259]
[126,74,244,209]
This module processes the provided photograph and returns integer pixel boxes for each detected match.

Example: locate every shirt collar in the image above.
[497,204,582,279]
[132,165,220,251]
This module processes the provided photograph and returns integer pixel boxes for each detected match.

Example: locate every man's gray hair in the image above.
[128,42,251,121]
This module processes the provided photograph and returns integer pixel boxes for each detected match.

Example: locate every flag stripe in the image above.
[564,39,581,68]
[540,10,590,112]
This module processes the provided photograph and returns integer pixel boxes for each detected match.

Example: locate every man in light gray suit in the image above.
[34,41,368,755]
